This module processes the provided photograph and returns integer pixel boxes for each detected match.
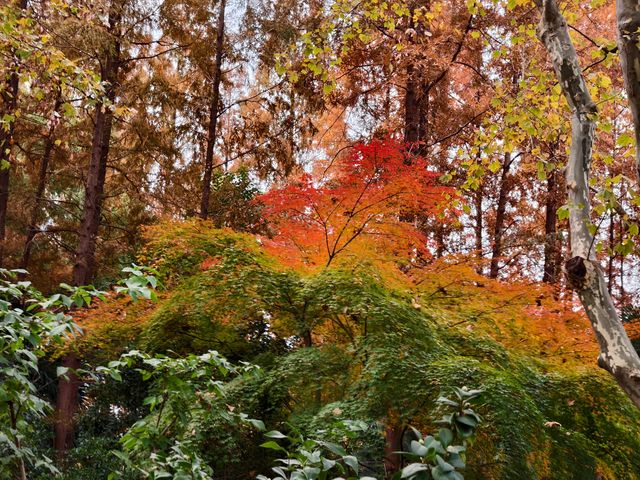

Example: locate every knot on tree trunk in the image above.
[564,255,587,290]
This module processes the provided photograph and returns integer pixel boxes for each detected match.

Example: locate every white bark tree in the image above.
[617,0,640,181]
[535,0,640,408]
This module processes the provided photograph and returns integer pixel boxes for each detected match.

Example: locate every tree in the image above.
[535,0,640,408]
[72,0,124,287]
[259,139,449,269]
[199,0,226,219]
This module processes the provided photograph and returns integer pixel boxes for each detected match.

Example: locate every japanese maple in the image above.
[258,139,451,268]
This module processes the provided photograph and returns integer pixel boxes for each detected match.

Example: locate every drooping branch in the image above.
[617,0,640,182]
[536,0,640,408]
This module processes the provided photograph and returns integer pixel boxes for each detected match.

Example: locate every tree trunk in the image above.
[617,0,640,182]
[383,424,403,477]
[537,0,640,408]
[404,64,420,145]
[0,0,28,266]
[474,185,483,274]
[60,1,121,460]
[199,0,226,219]
[403,6,420,146]
[72,8,120,286]
[489,152,511,279]
[543,167,560,283]
[21,93,62,270]
[53,354,81,459]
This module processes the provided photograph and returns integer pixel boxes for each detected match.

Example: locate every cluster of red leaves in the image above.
[258,139,451,268]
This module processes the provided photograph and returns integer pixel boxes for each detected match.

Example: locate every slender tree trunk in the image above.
[0,0,28,266]
[537,0,640,408]
[199,0,226,219]
[543,168,560,283]
[608,212,615,293]
[403,5,420,146]
[21,94,62,270]
[617,0,640,182]
[489,152,511,279]
[474,185,483,274]
[9,401,27,480]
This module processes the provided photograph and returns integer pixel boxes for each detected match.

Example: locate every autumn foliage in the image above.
[258,139,451,268]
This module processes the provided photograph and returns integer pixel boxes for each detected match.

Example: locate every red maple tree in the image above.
[258,139,451,268]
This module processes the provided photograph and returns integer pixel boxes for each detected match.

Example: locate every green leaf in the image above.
[260,441,287,452]
[410,440,428,457]
[401,463,430,478]
[318,441,346,457]
[557,205,570,220]
[438,428,453,448]
[343,455,358,474]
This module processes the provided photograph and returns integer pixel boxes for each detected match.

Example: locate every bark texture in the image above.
[617,0,640,181]
[537,0,640,408]
[199,0,226,219]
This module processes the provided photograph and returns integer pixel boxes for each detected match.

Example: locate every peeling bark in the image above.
[536,0,640,408]
[617,0,640,181]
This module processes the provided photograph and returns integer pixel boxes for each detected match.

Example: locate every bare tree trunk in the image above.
[489,152,512,279]
[21,93,62,270]
[543,168,560,283]
[537,0,640,408]
[383,425,403,477]
[53,354,81,458]
[199,0,226,219]
[617,0,640,181]
[0,0,28,266]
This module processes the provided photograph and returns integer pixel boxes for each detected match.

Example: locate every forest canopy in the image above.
[2,0,640,478]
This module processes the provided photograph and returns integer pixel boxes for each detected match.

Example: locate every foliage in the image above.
[397,387,482,480]
[0,268,101,477]
[256,387,482,480]
[99,350,264,480]
[257,422,371,480]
